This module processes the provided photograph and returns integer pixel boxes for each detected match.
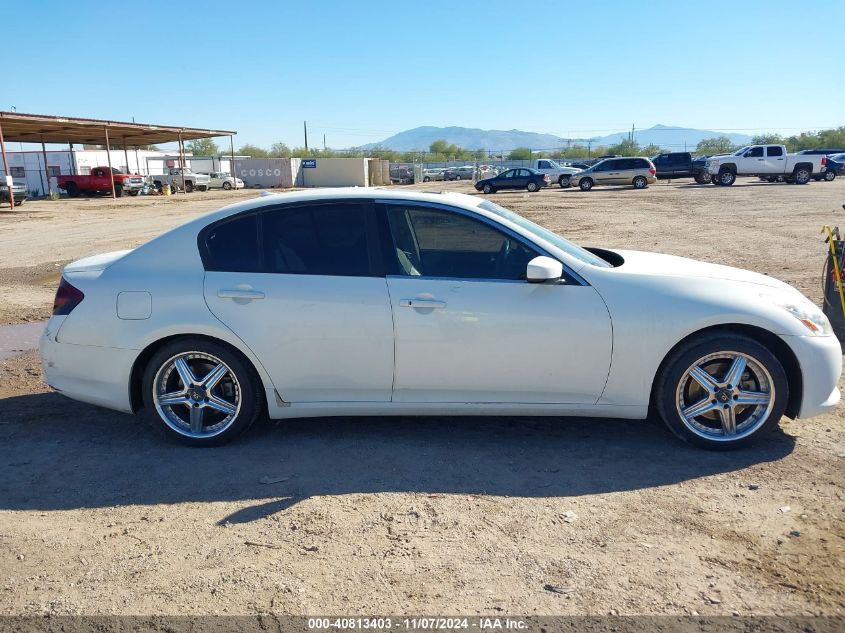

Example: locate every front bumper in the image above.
[782,333,842,419]
[40,317,136,413]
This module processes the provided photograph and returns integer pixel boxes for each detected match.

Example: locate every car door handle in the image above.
[217,289,265,300]
[399,298,446,309]
[757,158,764,161]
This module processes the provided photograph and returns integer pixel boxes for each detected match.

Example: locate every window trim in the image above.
[197,200,383,277]
[375,199,587,286]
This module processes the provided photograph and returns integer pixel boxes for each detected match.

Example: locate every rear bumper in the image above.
[782,333,842,419]
[40,317,136,413]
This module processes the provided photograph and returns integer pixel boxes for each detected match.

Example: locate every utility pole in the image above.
[303,121,308,151]
[631,124,635,145]
[323,133,326,151]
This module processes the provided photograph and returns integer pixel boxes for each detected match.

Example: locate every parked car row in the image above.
[54,166,243,197]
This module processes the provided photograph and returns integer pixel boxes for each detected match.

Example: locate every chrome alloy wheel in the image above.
[675,351,775,442]
[153,351,242,438]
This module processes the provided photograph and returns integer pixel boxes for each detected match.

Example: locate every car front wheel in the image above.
[142,338,262,446]
[655,334,787,450]
[824,171,836,182]
[482,183,494,194]
[579,178,593,191]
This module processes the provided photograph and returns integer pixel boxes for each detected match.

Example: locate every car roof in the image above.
[199,187,485,224]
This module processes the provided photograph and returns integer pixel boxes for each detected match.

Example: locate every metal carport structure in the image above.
[0,111,236,207]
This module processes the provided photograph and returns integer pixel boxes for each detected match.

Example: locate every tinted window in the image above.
[386,205,539,280]
[746,147,764,157]
[500,170,515,179]
[615,159,633,170]
[538,160,550,169]
[204,214,260,272]
[262,203,370,276]
[633,158,650,168]
[516,169,531,177]
[767,146,784,157]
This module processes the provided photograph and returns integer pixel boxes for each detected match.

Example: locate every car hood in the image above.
[65,249,133,273]
[612,249,792,291]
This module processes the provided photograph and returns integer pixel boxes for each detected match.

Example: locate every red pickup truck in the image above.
[57,167,145,197]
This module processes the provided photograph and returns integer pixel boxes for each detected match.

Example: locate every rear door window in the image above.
[203,214,261,272]
[767,146,784,157]
[261,203,372,276]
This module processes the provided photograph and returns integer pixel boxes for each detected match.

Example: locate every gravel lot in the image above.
[0,179,843,616]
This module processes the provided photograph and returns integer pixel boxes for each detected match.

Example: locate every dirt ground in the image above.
[0,179,844,617]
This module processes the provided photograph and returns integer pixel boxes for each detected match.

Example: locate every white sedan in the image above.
[40,189,841,448]
[205,172,245,190]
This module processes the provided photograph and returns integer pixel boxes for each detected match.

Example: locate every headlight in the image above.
[765,294,832,336]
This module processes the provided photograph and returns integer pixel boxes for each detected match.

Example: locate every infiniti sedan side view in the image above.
[41,189,841,448]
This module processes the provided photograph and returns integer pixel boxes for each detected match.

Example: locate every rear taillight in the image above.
[544,174,550,181]
[822,157,827,166]
[649,168,656,175]
[53,277,84,315]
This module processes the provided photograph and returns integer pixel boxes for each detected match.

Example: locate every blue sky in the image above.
[8,0,844,150]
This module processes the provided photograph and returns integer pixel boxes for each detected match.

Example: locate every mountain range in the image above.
[360,124,752,152]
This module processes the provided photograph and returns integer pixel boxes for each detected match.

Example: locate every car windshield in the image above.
[831,153,845,161]
[545,159,563,169]
[478,200,611,268]
[733,147,749,156]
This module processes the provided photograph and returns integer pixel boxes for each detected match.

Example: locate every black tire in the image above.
[824,170,836,182]
[114,185,123,198]
[141,337,263,447]
[454,175,462,181]
[695,173,710,185]
[558,175,571,188]
[65,182,80,197]
[632,175,648,189]
[184,181,194,193]
[579,178,593,191]
[710,175,718,185]
[482,183,494,194]
[222,181,232,190]
[527,181,539,192]
[717,169,736,186]
[128,190,139,196]
[655,333,788,450]
[423,177,430,182]
[792,167,811,185]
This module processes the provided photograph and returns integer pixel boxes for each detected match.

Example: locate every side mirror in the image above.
[526,256,563,283]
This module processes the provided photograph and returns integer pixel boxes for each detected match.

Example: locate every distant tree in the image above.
[641,143,664,156]
[186,138,219,156]
[238,144,268,158]
[606,139,639,156]
[507,147,533,160]
[268,142,292,158]
[695,136,737,155]
[429,139,451,154]
[751,133,784,145]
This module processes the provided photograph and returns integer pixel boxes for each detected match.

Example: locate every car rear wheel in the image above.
[824,171,836,182]
[454,175,462,180]
[792,167,811,185]
[482,183,494,194]
[185,181,194,193]
[222,181,232,190]
[558,175,571,188]
[65,182,79,197]
[695,173,710,184]
[142,338,263,447]
[632,176,648,189]
[655,334,787,450]
[579,178,593,191]
[527,181,539,192]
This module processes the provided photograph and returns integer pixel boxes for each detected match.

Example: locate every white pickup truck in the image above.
[530,159,583,188]
[152,168,211,193]
[706,144,827,186]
